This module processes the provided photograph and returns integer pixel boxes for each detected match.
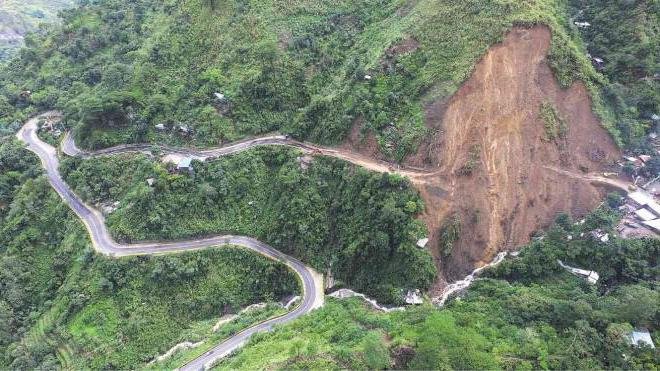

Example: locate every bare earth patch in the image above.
[348,26,622,293]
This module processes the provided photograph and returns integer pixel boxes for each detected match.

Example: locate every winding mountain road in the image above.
[18,112,634,370]
[16,113,324,371]
[60,120,438,183]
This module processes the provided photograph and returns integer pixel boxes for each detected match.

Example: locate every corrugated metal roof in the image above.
[177,157,192,168]
[645,201,660,216]
[629,191,653,205]
[642,219,660,232]
[635,208,657,221]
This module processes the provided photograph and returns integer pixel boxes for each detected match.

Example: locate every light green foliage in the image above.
[0,142,299,369]
[457,145,480,176]
[219,206,658,370]
[60,146,436,303]
[0,0,74,60]
[438,215,461,257]
[540,101,568,142]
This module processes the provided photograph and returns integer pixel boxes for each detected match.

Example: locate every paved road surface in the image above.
[16,113,322,370]
[60,118,436,182]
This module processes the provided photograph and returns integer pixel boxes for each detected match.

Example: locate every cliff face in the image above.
[417,26,620,286]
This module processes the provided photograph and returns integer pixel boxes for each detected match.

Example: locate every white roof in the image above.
[416,238,429,248]
[628,329,655,348]
[645,201,660,216]
[404,290,423,304]
[642,219,660,232]
[635,208,657,221]
[177,157,192,169]
[629,191,653,206]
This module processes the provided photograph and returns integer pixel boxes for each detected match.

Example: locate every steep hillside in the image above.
[212,206,659,370]
[0,0,644,291]
[0,139,299,369]
[0,0,623,154]
[421,26,619,283]
[0,0,75,60]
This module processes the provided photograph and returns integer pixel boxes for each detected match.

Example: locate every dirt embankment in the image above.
[346,26,621,291]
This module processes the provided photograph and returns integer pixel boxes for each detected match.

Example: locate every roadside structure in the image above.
[628,328,656,348]
[177,157,194,174]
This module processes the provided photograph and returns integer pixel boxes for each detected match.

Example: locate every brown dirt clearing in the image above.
[345,26,621,293]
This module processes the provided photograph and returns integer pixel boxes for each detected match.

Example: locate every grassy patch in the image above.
[539,101,568,142]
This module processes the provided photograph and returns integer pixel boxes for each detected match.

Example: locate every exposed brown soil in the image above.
[386,37,420,57]
[344,26,622,292]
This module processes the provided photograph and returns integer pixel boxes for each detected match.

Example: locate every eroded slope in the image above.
[406,26,620,286]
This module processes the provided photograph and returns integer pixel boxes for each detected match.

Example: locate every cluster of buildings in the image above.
[619,190,660,235]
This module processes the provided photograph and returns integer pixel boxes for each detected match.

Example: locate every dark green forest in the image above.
[568,0,659,173]
[60,147,436,303]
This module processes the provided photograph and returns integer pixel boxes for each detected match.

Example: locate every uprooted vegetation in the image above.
[408,26,621,285]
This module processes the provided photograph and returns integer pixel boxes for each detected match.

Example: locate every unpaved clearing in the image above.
[346,26,621,291]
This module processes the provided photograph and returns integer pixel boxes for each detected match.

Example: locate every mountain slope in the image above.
[0,0,75,60]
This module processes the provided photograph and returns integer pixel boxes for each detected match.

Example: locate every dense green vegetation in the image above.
[540,101,568,142]
[60,146,436,303]
[0,140,299,369]
[216,205,659,370]
[569,0,659,149]
[0,0,632,161]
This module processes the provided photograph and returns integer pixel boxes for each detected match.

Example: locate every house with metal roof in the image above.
[628,329,655,348]
[635,208,657,222]
[177,157,194,174]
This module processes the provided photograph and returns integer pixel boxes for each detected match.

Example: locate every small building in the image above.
[591,56,605,70]
[177,157,194,174]
[178,125,191,135]
[155,123,166,131]
[557,260,599,284]
[634,208,657,222]
[628,329,655,348]
[645,201,660,217]
[639,154,652,163]
[416,238,429,248]
[146,178,155,187]
[574,21,591,28]
[364,74,372,80]
[628,191,655,208]
[404,289,423,305]
[214,92,226,101]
